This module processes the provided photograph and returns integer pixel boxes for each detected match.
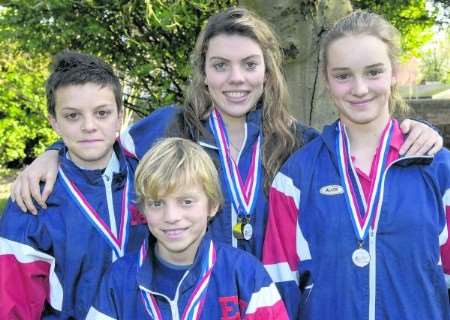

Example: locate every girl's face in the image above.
[325,34,396,129]
[204,34,265,124]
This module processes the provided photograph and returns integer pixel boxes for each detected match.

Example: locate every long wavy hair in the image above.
[321,10,408,115]
[184,7,301,192]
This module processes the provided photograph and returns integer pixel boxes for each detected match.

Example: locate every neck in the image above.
[342,113,390,151]
[156,234,203,266]
[342,116,390,174]
[217,110,246,160]
[67,149,113,170]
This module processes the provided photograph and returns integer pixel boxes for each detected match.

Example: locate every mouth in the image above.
[162,227,189,239]
[223,90,250,101]
[348,97,375,106]
[79,139,103,143]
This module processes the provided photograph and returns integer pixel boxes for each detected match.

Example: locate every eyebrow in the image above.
[60,104,115,111]
[208,54,262,61]
[330,63,386,71]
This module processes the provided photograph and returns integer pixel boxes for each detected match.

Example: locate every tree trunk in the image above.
[239,0,352,130]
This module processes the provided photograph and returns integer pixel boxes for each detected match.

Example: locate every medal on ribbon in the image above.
[336,120,394,267]
[139,240,217,320]
[59,167,131,258]
[209,109,262,241]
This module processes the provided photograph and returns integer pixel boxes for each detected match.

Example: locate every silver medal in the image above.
[242,223,253,240]
[352,248,371,267]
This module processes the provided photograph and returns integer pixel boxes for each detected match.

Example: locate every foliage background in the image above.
[0,0,448,170]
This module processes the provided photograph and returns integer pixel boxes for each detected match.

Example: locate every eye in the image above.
[213,62,227,71]
[96,109,112,119]
[334,73,351,81]
[245,61,258,71]
[367,68,384,78]
[64,112,80,121]
[147,200,163,209]
[181,198,194,207]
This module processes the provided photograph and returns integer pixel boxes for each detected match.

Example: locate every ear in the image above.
[208,202,219,220]
[48,115,62,136]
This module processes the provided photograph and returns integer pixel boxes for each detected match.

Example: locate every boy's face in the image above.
[143,183,218,265]
[49,83,122,170]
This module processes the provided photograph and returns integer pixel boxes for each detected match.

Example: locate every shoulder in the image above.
[294,121,320,145]
[109,251,139,274]
[214,242,266,272]
[132,105,182,129]
[283,133,326,173]
[424,148,450,178]
[102,251,140,287]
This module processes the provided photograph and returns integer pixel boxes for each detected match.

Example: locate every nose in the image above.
[351,77,369,97]
[81,115,97,132]
[228,65,245,84]
[163,202,181,224]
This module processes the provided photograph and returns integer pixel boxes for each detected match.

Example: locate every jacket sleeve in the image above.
[262,162,313,319]
[0,200,58,319]
[86,264,120,320]
[119,105,181,159]
[233,253,289,320]
[432,150,450,287]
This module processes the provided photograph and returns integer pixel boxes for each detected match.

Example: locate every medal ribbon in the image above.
[59,167,131,257]
[336,120,394,241]
[209,109,262,217]
[139,240,217,320]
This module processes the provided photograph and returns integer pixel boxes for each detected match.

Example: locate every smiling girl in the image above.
[263,11,450,319]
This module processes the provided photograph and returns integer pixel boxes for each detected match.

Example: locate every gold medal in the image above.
[233,217,253,241]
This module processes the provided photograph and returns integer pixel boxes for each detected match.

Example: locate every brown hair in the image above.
[46,50,122,116]
[184,7,301,192]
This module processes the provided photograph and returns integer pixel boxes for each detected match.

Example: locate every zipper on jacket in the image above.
[366,155,426,320]
[140,269,190,319]
[368,228,376,320]
[103,173,118,262]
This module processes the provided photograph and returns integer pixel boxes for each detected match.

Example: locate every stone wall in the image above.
[406,99,450,148]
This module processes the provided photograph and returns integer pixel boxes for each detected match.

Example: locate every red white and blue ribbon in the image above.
[336,119,394,241]
[208,109,262,218]
[139,240,217,320]
[59,167,131,257]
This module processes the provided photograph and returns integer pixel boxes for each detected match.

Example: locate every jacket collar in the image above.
[198,107,263,150]
[59,141,128,187]
[137,232,214,294]
[320,119,433,168]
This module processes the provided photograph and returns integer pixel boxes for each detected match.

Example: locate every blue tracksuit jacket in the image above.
[86,233,289,319]
[263,121,450,320]
[0,144,148,319]
[120,105,318,259]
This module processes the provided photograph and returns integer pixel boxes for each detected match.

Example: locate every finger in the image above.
[29,178,45,209]
[427,142,441,156]
[400,128,421,155]
[399,118,411,135]
[41,172,57,205]
[406,140,433,157]
[20,183,38,215]
[424,133,443,156]
[12,182,28,213]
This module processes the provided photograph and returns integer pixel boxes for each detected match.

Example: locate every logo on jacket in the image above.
[320,185,344,195]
